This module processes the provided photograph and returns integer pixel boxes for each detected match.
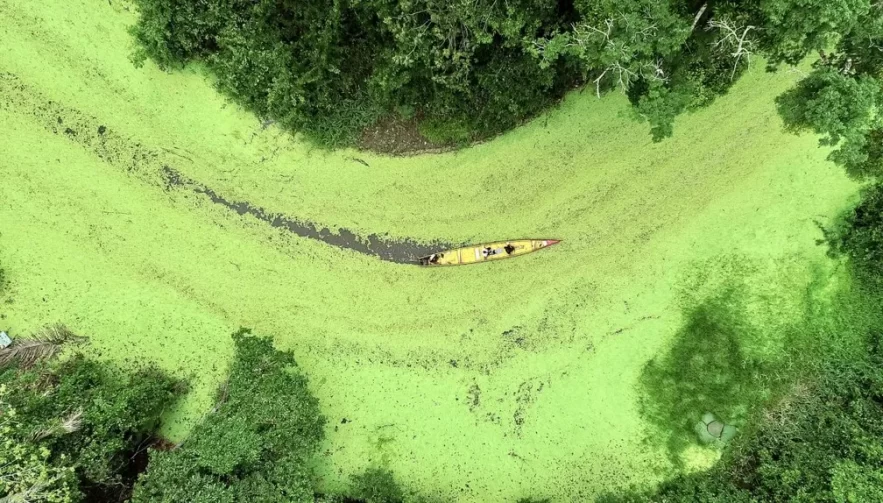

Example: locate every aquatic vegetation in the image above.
[641,286,769,459]
[0,0,863,499]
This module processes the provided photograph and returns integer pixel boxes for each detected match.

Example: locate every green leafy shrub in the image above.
[773,3,883,179]
[0,355,183,501]
[1,384,79,503]
[132,329,325,503]
[777,69,880,176]
[826,182,883,284]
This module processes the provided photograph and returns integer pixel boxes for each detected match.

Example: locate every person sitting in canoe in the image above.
[504,242,515,255]
[482,247,494,259]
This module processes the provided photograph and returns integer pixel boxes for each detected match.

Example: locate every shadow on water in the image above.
[639,286,775,463]
[639,263,878,464]
[161,167,457,264]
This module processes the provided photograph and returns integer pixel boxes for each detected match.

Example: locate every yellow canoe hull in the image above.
[421,239,560,266]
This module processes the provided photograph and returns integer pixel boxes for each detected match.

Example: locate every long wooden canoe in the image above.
[420,239,560,266]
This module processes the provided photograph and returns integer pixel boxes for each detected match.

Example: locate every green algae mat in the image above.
[0,0,862,500]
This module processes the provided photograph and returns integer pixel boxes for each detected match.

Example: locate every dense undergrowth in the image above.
[0,343,184,503]
[601,340,883,502]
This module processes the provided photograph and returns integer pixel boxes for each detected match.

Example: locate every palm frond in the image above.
[60,409,84,433]
[0,324,87,369]
[30,408,84,442]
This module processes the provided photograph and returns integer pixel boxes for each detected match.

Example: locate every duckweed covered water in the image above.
[0,0,862,500]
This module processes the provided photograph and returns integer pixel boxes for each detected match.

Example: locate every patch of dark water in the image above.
[0,72,456,265]
[160,167,456,263]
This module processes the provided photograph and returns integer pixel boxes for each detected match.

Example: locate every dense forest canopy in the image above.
[130,0,882,162]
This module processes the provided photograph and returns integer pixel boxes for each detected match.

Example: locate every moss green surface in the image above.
[0,0,861,500]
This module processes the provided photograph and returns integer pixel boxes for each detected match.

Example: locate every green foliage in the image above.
[826,182,883,284]
[639,252,882,465]
[632,80,693,141]
[776,68,881,177]
[1,357,183,486]
[731,354,883,501]
[777,69,876,142]
[129,0,883,149]
[533,0,689,88]
[0,384,79,503]
[777,69,878,142]
[753,0,870,65]
[350,468,406,503]
[129,0,575,147]
[621,19,754,141]
[831,460,883,503]
[774,2,883,179]
[0,356,183,501]
[132,329,325,503]
[417,117,472,145]
[833,10,883,76]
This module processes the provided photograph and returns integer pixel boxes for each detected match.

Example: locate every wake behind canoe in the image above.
[420,239,560,266]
